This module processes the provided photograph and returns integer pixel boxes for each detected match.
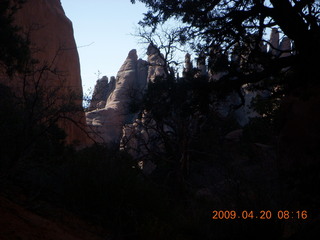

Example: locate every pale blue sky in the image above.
[61,0,148,93]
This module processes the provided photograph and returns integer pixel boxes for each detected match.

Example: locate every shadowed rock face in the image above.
[147,44,166,82]
[88,76,116,111]
[1,0,89,147]
[86,50,148,144]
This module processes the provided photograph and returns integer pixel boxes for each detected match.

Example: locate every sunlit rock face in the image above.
[86,50,148,144]
[0,0,89,147]
[86,44,167,145]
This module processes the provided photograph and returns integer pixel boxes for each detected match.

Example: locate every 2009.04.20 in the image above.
[212,210,308,220]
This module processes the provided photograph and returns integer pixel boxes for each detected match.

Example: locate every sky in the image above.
[60,1,280,96]
[61,0,149,94]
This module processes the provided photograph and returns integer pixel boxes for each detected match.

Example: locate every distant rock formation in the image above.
[86,50,148,144]
[182,53,193,78]
[270,28,280,55]
[206,28,292,126]
[0,0,89,147]
[88,76,115,111]
[87,29,292,149]
[119,46,170,168]
[146,43,166,82]
[279,37,291,58]
[196,52,207,76]
[86,43,173,145]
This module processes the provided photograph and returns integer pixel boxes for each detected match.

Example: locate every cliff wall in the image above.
[1,0,89,147]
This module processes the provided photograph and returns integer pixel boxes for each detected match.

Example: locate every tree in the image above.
[122,69,216,182]
[131,0,320,94]
[0,1,91,172]
[131,0,320,217]
[0,0,29,75]
[0,49,80,172]
[133,23,188,76]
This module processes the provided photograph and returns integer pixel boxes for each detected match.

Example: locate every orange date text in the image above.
[212,210,308,220]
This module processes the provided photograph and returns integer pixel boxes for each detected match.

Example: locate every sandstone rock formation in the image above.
[88,76,116,111]
[182,53,193,78]
[86,50,148,144]
[270,27,280,55]
[147,44,166,82]
[211,28,292,126]
[197,52,207,76]
[120,35,292,168]
[269,27,292,57]
[88,30,293,155]
[0,0,88,147]
[86,43,172,145]
[279,37,291,58]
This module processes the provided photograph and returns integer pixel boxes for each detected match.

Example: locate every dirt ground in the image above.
[0,195,108,240]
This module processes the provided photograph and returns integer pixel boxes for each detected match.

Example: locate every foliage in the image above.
[3,141,287,239]
[0,1,85,170]
[1,1,319,238]
[82,87,93,111]
[0,83,67,171]
[143,75,211,119]
[126,74,216,180]
[0,0,29,75]
[132,0,320,93]
[133,22,188,74]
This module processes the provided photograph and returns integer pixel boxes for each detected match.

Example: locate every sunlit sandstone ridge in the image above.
[0,0,89,146]
[86,49,149,144]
